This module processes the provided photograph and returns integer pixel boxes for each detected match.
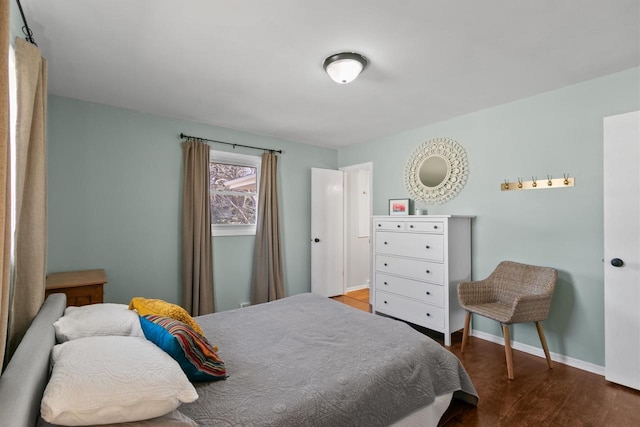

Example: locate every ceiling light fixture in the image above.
[323,52,368,84]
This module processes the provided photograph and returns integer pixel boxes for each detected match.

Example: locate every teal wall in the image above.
[47,68,639,367]
[338,67,640,366]
[46,96,337,311]
[9,0,23,44]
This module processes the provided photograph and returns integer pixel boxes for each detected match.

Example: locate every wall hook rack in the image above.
[501,174,575,191]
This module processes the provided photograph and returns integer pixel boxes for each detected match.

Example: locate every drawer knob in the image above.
[384,263,388,266]
[409,225,414,228]
[425,245,430,249]
[384,241,388,245]
[397,225,401,228]
[384,281,388,285]
[384,300,388,304]
[426,270,430,274]
[426,313,431,317]
[377,224,381,227]
[426,291,431,295]
[433,225,438,229]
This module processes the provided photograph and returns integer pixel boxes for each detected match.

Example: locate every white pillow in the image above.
[37,410,197,427]
[41,336,198,426]
[37,410,198,427]
[53,303,144,342]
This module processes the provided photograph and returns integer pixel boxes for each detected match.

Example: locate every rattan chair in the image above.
[457,260,557,380]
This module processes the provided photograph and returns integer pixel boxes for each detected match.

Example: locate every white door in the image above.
[311,168,344,297]
[604,110,640,390]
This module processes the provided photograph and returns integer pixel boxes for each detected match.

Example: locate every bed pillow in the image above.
[41,336,198,426]
[37,410,198,427]
[53,303,144,343]
[139,314,227,382]
[129,297,204,336]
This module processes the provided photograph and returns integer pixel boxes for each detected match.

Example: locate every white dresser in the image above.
[372,215,473,346]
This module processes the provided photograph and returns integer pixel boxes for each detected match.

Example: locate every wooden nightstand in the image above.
[45,269,107,307]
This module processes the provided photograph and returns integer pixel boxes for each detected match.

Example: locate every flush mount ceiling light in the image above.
[323,52,368,84]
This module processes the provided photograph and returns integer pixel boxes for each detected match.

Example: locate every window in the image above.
[210,150,261,236]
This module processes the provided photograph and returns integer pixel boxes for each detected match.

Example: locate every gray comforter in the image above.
[182,293,477,426]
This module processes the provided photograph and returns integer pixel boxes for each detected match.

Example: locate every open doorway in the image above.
[340,162,372,294]
[310,163,372,298]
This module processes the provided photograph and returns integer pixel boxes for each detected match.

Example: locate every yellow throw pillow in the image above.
[129,297,204,336]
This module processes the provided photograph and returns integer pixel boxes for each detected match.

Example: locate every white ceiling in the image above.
[21,0,640,148]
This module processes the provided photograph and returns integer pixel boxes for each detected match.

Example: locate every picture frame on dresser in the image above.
[388,198,413,216]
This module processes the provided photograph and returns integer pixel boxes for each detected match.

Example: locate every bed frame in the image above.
[0,294,67,426]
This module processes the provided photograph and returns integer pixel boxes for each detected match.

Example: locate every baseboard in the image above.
[345,284,369,292]
[470,329,605,376]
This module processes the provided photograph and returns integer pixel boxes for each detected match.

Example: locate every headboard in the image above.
[0,293,66,426]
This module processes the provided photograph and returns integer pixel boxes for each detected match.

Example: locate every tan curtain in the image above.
[250,152,284,304]
[0,0,12,369]
[7,38,48,358]
[181,140,214,315]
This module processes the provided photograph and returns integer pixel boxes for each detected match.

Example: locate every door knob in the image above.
[610,258,624,267]
[313,238,320,243]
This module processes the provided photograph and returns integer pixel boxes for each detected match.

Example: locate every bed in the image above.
[0,292,477,426]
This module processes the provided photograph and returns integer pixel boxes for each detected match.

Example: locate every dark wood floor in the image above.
[333,290,640,427]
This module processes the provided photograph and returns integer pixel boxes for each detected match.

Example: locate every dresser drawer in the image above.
[374,220,405,231]
[376,255,444,284]
[375,231,444,261]
[406,221,444,234]
[376,273,444,307]
[375,291,445,329]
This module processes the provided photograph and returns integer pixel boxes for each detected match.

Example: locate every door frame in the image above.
[339,162,373,296]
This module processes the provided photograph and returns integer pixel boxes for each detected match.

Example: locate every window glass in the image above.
[209,151,260,236]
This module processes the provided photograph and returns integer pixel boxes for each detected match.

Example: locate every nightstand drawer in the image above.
[46,283,103,306]
[45,269,107,307]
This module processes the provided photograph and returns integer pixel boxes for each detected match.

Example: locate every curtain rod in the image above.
[180,133,282,154]
[16,0,37,46]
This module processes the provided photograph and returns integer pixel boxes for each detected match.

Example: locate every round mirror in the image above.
[404,137,469,204]
[419,155,449,188]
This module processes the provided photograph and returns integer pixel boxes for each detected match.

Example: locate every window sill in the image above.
[211,225,257,237]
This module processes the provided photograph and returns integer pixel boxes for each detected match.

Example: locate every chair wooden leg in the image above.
[535,321,553,369]
[503,324,514,380]
[461,312,471,353]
